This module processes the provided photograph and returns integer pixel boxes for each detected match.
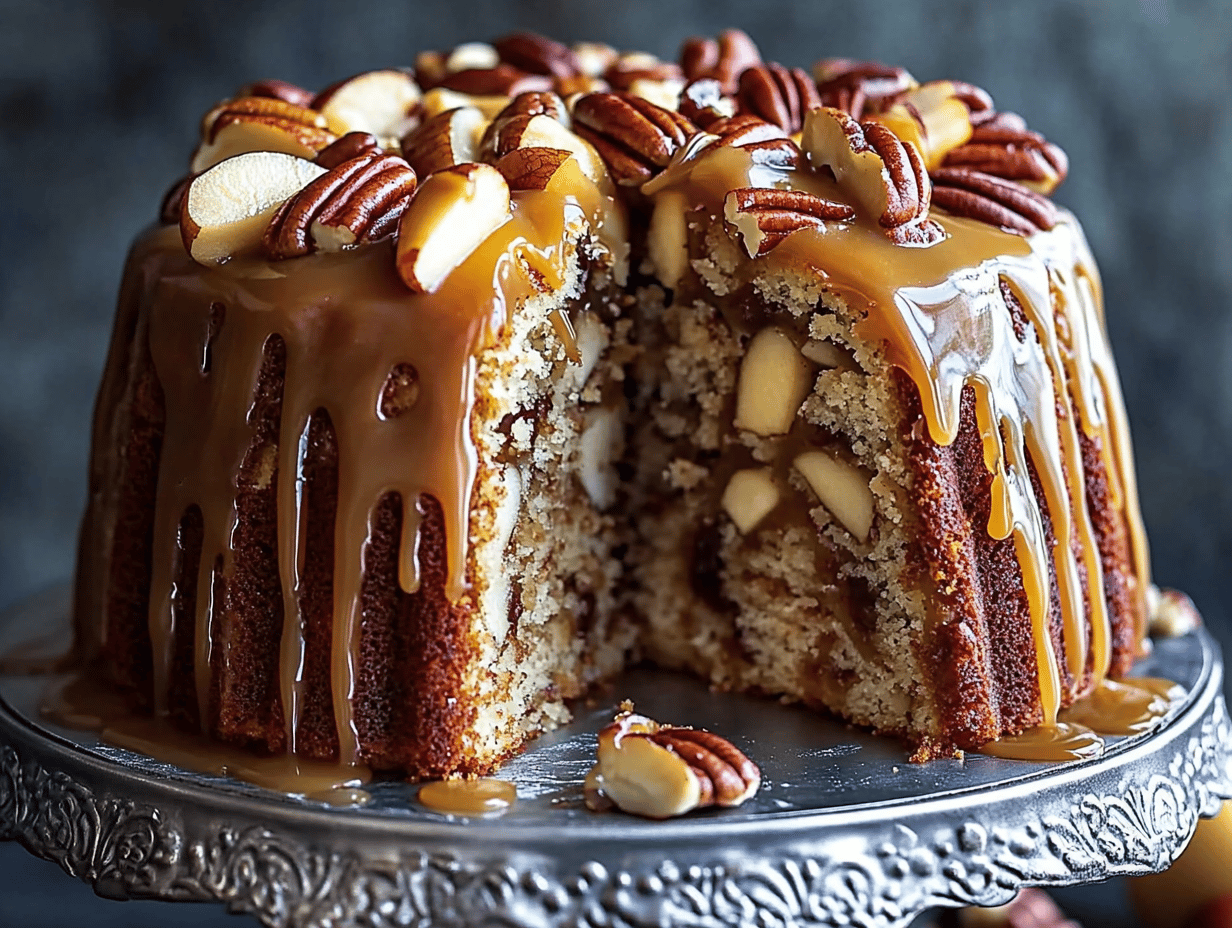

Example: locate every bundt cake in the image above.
[74,29,1156,779]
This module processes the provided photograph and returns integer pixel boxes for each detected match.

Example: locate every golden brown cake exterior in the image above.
[75,30,1154,778]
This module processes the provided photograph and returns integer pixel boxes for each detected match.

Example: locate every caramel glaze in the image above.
[41,670,369,798]
[76,173,624,777]
[418,777,517,816]
[645,142,1155,758]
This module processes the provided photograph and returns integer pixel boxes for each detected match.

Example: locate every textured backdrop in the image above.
[0,1,1226,925]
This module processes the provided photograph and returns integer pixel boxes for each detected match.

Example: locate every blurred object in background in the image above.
[1130,801,1232,928]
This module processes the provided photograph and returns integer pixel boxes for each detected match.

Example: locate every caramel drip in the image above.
[136,172,623,764]
[977,721,1103,762]
[1058,676,1183,735]
[41,670,369,796]
[418,777,517,815]
[648,143,1149,728]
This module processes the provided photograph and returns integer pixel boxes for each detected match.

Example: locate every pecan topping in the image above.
[315,131,382,168]
[678,77,734,129]
[603,53,684,91]
[865,81,977,171]
[478,91,573,164]
[814,59,915,121]
[400,106,484,178]
[237,79,314,109]
[493,147,575,191]
[707,114,802,170]
[572,91,695,185]
[192,96,339,173]
[573,41,619,78]
[679,28,762,95]
[948,80,995,117]
[943,122,1069,194]
[803,107,941,243]
[493,31,582,79]
[736,62,820,134]
[930,167,1058,234]
[263,151,417,258]
[586,709,761,819]
[724,187,855,257]
[506,90,570,123]
[971,109,1028,132]
[438,64,553,97]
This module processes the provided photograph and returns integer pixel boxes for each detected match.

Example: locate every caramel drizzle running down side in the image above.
[645,143,1149,734]
[143,175,624,764]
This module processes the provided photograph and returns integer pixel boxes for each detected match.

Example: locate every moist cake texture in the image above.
[76,30,1153,777]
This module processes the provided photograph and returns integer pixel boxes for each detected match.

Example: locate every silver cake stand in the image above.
[1,587,1229,928]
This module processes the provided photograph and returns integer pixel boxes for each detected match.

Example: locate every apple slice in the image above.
[313,69,422,137]
[793,451,874,542]
[180,151,326,264]
[395,162,511,293]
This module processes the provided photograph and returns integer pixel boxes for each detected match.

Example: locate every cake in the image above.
[73,29,1154,779]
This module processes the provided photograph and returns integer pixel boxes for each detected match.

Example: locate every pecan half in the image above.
[948,80,995,117]
[400,106,484,178]
[479,91,570,156]
[724,187,855,256]
[803,106,938,242]
[572,91,695,185]
[192,96,339,173]
[943,122,1069,194]
[678,77,734,128]
[814,59,915,121]
[493,146,575,191]
[494,31,581,79]
[315,131,382,168]
[603,52,684,91]
[679,28,762,95]
[930,166,1058,234]
[707,114,802,170]
[263,151,417,258]
[865,81,977,171]
[586,710,761,819]
[971,109,1029,132]
[237,79,314,109]
[438,64,553,96]
[736,62,820,134]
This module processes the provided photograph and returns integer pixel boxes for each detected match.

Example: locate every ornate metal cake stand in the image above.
[1,587,1229,928]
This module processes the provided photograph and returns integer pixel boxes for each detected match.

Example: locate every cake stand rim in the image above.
[2,583,1230,928]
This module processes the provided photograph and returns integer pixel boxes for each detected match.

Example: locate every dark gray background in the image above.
[0,0,1226,924]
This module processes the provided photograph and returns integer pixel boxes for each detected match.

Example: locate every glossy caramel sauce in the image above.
[1058,676,1183,735]
[977,721,1103,762]
[418,777,517,815]
[41,670,371,797]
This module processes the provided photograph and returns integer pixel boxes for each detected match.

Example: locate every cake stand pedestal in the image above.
[1,586,1229,928]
